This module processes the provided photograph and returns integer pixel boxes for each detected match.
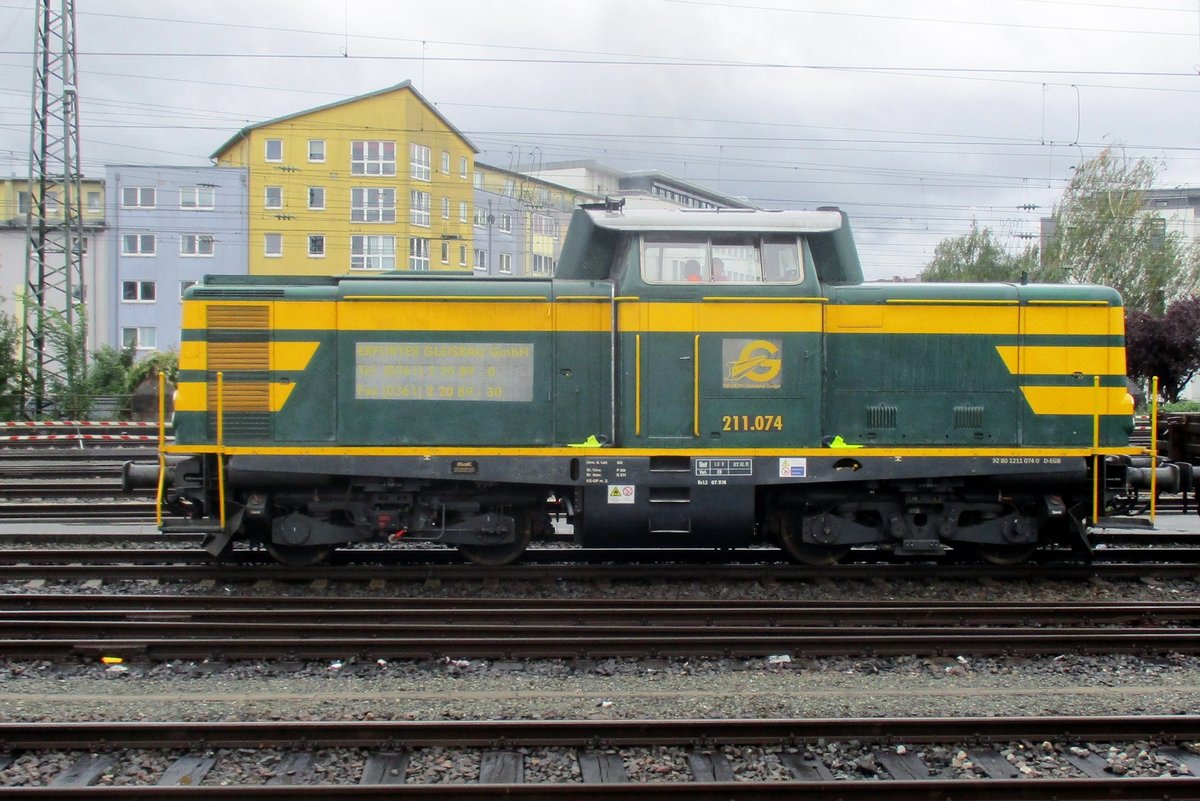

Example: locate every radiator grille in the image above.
[954,405,985,430]
[867,404,897,430]
[206,305,270,437]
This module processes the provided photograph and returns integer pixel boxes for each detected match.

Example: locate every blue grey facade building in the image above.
[105,165,248,354]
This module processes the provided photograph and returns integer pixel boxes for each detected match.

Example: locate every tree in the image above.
[1042,148,1197,315]
[0,311,23,420]
[1125,296,1200,404]
[921,222,1039,282]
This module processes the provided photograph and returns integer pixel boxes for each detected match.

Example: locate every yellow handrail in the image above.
[693,334,700,437]
[1151,376,1159,523]
[1092,375,1101,524]
[155,371,165,528]
[216,371,226,530]
[634,334,641,437]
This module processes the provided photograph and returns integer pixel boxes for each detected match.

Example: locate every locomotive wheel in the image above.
[776,511,850,566]
[974,544,1037,565]
[266,543,337,567]
[457,511,534,566]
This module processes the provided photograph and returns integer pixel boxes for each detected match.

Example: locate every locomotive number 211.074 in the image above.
[721,415,784,432]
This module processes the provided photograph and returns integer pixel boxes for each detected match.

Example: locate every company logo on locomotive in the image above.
[723,338,783,389]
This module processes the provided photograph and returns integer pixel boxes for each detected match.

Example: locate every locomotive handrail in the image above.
[1092,375,1101,524]
[693,334,701,437]
[156,371,166,529]
[1151,375,1159,521]
[216,371,226,530]
[635,334,642,437]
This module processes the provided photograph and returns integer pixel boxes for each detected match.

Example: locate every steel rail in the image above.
[5,596,1200,626]
[2,715,1199,750]
[5,627,1200,661]
[3,781,1200,800]
[3,545,1200,566]
[2,560,1200,584]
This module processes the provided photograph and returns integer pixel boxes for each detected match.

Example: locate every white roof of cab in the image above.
[585,207,844,233]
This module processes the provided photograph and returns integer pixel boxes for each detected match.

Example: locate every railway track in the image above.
[4,594,1200,660]
[2,716,1200,796]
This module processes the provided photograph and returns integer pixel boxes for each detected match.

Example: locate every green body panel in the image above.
[175,213,1131,453]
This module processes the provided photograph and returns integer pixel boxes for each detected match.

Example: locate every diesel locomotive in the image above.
[128,204,1153,566]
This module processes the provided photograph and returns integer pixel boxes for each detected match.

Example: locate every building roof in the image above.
[620,169,757,210]
[210,81,478,160]
[475,161,600,197]
[540,159,628,178]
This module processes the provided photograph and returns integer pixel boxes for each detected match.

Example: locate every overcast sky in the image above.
[0,0,1196,279]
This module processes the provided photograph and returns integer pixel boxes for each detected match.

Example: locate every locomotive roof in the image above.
[583,207,845,233]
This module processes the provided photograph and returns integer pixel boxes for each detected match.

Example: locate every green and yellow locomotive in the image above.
[137,205,1145,565]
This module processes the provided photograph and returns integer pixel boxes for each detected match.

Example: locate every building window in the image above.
[441,241,449,263]
[308,187,325,210]
[264,186,282,209]
[474,207,487,227]
[409,237,430,271]
[121,280,155,302]
[410,190,430,227]
[122,326,157,351]
[459,201,468,222]
[351,140,396,176]
[122,233,155,256]
[308,234,325,258]
[264,233,282,257]
[265,138,283,162]
[308,139,325,162]
[180,234,215,257]
[180,280,195,298]
[441,151,450,174]
[459,245,467,267]
[498,253,512,274]
[351,187,396,223]
[121,187,155,208]
[474,249,486,271]
[531,254,555,275]
[473,172,483,189]
[502,179,515,198]
[17,191,30,214]
[498,213,512,233]
[441,197,450,219]
[532,215,561,238]
[410,143,431,181]
[351,235,395,270]
[86,191,101,212]
[179,186,215,209]
[460,156,469,178]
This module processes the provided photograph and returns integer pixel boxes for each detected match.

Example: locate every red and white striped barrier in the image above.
[0,433,160,442]
[0,420,160,428]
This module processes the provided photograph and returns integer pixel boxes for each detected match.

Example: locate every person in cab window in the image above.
[683,259,702,282]
[712,257,729,281]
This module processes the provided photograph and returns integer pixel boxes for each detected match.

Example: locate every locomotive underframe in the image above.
[149,450,1131,563]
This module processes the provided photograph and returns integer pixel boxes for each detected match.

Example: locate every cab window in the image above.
[641,233,803,284]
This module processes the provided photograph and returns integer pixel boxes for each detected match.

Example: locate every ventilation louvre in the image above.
[954,404,985,430]
[867,404,897,430]
[206,305,270,438]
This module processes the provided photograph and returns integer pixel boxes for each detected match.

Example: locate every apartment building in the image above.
[212,81,477,276]
[105,165,248,354]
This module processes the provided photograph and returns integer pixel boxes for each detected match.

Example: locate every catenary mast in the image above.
[22,0,85,418]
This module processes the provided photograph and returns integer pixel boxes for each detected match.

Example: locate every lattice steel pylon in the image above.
[22,0,85,419]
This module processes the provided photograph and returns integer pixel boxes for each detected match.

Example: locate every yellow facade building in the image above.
[212,81,477,276]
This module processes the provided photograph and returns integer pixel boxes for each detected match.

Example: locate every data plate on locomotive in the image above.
[694,458,753,477]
